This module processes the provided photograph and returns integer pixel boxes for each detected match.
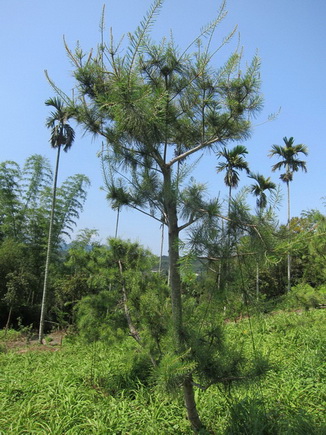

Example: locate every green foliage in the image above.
[0,155,90,328]
[74,238,170,352]
[0,155,90,248]
[216,145,250,191]
[0,310,324,433]
[55,174,90,238]
[153,348,197,394]
[281,283,326,310]
[225,397,276,434]
[45,97,76,152]
[57,2,264,427]
[270,136,308,184]
[0,161,22,239]
[0,328,22,341]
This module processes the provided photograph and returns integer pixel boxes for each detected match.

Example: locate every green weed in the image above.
[0,310,325,434]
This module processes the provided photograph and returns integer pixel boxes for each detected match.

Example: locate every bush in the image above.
[284,284,326,310]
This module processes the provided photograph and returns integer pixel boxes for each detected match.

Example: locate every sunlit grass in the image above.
[0,309,325,434]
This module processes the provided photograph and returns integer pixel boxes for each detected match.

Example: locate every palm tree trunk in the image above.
[287,180,291,293]
[39,145,61,343]
[114,206,120,238]
[228,185,232,221]
[226,186,232,288]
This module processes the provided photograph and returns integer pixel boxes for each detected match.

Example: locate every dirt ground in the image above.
[1,330,66,353]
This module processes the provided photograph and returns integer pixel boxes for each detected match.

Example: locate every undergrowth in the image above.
[0,309,325,434]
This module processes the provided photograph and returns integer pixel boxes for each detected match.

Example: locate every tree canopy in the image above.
[49,1,264,429]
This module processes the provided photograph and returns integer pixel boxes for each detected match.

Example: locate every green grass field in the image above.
[0,309,325,434]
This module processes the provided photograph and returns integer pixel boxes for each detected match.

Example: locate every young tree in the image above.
[54,1,262,429]
[269,136,308,292]
[39,97,77,343]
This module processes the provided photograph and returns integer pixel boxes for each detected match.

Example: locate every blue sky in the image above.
[1,0,325,254]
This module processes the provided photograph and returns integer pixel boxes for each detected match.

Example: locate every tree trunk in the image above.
[256,260,259,299]
[118,260,141,343]
[114,206,120,238]
[159,221,164,274]
[164,167,203,431]
[183,375,203,431]
[165,170,183,347]
[225,186,232,289]
[5,306,13,332]
[287,180,291,293]
[39,145,61,343]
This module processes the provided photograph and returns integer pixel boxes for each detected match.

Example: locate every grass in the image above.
[0,309,325,434]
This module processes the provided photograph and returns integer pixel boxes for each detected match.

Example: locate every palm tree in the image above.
[248,172,276,298]
[39,97,75,343]
[269,136,308,292]
[249,172,276,212]
[216,145,250,216]
[216,145,250,288]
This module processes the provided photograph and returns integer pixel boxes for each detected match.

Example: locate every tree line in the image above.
[0,154,89,329]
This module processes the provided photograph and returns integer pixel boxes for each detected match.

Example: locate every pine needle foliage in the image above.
[49,1,263,429]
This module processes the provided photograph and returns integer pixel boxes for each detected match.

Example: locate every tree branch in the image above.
[167,136,221,167]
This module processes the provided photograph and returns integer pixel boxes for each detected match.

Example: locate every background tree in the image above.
[0,161,22,240]
[0,155,90,328]
[269,136,308,292]
[215,145,250,288]
[53,1,263,429]
[216,145,250,216]
[39,97,76,343]
[247,172,277,297]
[249,172,276,213]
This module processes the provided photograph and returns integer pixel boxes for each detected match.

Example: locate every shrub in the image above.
[285,283,326,310]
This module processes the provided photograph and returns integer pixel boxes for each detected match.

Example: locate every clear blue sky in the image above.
[1,0,325,254]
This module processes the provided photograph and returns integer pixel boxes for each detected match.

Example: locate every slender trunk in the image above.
[217,261,222,292]
[118,260,141,343]
[39,145,61,343]
[226,186,232,288]
[287,180,291,292]
[5,306,13,331]
[164,167,203,431]
[228,185,232,220]
[256,260,259,299]
[159,222,164,273]
[167,206,183,346]
[217,219,225,292]
[114,206,120,238]
[183,375,203,431]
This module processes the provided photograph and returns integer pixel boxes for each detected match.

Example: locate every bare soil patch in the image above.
[1,330,66,353]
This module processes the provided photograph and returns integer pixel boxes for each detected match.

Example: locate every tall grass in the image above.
[0,309,325,434]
